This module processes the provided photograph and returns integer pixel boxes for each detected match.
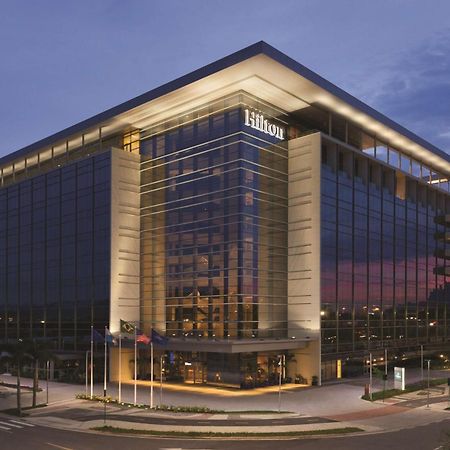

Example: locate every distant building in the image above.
[1,42,450,387]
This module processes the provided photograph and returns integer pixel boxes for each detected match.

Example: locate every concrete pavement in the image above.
[2,370,450,438]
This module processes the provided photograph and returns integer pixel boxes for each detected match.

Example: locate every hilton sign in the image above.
[243,109,285,140]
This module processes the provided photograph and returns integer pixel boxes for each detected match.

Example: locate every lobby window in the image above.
[123,130,140,154]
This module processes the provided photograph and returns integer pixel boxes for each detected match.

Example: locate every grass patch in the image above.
[362,378,447,401]
[223,410,292,414]
[92,425,363,438]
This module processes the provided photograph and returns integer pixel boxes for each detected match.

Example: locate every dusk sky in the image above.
[1,0,450,157]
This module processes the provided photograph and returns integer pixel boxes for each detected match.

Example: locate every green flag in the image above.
[120,319,135,334]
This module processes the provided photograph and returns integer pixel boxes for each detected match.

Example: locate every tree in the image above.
[25,341,54,408]
[0,339,29,416]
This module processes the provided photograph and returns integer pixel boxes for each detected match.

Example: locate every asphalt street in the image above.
[1,416,450,450]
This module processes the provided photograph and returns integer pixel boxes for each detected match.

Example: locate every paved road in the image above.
[1,416,450,450]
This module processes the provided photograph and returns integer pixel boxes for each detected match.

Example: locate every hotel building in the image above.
[1,42,450,387]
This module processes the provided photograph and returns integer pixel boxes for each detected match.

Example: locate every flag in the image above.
[105,327,116,345]
[151,329,169,346]
[92,328,104,343]
[120,319,135,334]
[136,333,150,345]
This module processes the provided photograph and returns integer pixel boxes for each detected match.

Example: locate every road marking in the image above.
[0,425,10,431]
[0,420,21,428]
[9,419,34,427]
[46,443,74,450]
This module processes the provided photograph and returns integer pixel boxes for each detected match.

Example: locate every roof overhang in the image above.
[156,338,311,354]
[2,41,449,175]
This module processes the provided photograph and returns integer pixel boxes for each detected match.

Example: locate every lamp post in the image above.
[420,345,424,383]
[369,353,373,401]
[426,359,431,408]
[46,360,49,405]
[383,348,387,402]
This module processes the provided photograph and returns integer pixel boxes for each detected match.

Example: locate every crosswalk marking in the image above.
[0,420,21,428]
[0,419,35,432]
[9,419,34,427]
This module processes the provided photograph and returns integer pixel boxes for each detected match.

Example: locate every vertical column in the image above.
[287,133,322,385]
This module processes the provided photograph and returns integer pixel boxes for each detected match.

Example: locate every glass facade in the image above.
[0,152,111,350]
[321,138,450,358]
[1,50,450,387]
[140,93,289,341]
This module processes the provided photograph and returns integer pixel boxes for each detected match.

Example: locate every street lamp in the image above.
[46,360,49,405]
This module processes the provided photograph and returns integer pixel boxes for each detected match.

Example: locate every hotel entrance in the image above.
[184,361,206,384]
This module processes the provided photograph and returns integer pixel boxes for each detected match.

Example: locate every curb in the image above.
[26,416,370,440]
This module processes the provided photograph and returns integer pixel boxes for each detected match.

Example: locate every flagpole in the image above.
[118,333,122,403]
[104,326,107,396]
[150,341,154,409]
[90,325,94,399]
[160,354,163,406]
[103,326,107,425]
[134,325,137,405]
[85,350,89,397]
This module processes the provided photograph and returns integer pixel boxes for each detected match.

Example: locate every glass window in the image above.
[400,154,410,173]
[361,133,376,157]
[422,165,430,183]
[331,114,346,142]
[388,148,400,168]
[411,160,421,178]
[375,141,388,163]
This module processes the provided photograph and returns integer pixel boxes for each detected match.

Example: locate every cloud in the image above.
[348,30,450,154]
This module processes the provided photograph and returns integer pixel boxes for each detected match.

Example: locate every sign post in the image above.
[447,378,450,409]
[394,367,405,391]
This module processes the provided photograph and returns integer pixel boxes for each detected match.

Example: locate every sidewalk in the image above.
[2,371,450,438]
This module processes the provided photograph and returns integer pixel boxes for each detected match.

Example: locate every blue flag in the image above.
[92,328,104,343]
[151,329,168,346]
[105,328,116,345]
